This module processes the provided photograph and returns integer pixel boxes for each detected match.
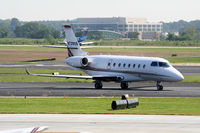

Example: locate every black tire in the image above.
[157,85,163,91]
[121,82,128,89]
[95,81,103,89]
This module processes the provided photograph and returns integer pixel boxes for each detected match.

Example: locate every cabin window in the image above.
[128,64,131,68]
[133,64,135,68]
[118,63,121,67]
[159,62,170,68]
[143,64,146,68]
[123,63,126,67]
[151,61,158,67]
[138,64,140,68]
[108,62,111,66]
[113,63,116,67]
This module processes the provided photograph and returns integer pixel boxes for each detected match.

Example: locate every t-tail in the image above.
[77,30,88,42]
[64,25,88,57]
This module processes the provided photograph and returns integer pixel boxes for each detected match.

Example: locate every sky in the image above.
[0,0,199,22]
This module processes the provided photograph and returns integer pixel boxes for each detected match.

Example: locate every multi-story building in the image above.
[71,17,162,40]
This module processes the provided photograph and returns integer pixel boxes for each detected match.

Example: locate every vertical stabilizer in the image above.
[63,25,88,57]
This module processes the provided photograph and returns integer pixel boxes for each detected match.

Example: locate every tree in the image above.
[166,33,177,41]
[179,26,196,40]
[9,18,20,32]
[14,22,60,39]
[0,27,10,38]
[128,32,139,39]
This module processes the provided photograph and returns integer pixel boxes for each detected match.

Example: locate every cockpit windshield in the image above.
[151,61,170,68]
[159,62,170,67]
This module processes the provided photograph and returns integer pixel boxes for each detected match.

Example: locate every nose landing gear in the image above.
[156,81,163,91]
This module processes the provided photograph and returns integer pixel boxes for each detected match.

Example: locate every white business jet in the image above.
[26,25,184,91]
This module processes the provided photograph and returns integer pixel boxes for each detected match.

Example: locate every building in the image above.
[71,17,162,40]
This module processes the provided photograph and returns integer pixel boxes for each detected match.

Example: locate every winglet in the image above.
[25,68,31,75]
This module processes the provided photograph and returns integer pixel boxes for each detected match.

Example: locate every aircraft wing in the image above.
[25,68,122,81]
[41,45,92,49]
[41,45,68,48]
[25,68,93,79]
[80,42,94,45]
[0,126,48,133]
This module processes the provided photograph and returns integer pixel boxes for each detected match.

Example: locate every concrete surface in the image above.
[0,114,200,133]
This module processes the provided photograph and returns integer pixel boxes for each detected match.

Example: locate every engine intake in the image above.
[81,57,89,67]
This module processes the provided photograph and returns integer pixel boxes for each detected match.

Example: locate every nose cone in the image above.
[172,68,184,82]
[174,71,184,81]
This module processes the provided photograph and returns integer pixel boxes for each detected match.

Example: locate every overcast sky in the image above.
[0,0,199,22]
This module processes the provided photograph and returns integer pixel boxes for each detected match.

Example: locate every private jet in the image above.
[26,25,184,91]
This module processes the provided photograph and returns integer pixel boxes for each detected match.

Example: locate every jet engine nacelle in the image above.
[65,56,91,68]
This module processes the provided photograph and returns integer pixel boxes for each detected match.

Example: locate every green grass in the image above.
[1,38,200,46]
[0,68,200,83]
[168,57,200,63]
[1,45,200,53]
[86,47,200,53]
[0,45,65,51]
[0,97,200,115]
[0,68,92,82]
[98,39,200,47]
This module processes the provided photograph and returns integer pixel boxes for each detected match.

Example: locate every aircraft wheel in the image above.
[121,82,128,89]
[157,85,163,91]
[95,81,103,89]
[156,81,163,91]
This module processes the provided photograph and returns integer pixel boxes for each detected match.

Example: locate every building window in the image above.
[143,25,147,27]
[134,25,138,28]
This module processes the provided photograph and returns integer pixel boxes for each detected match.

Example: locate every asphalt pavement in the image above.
[0,82,200,97]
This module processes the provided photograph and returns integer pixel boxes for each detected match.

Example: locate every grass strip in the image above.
[0,97,200,115]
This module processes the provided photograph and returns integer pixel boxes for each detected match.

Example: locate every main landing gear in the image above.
[94,81,129,89]
[95,80,103,89]
[156,81,163,91]
[120,82,128,89]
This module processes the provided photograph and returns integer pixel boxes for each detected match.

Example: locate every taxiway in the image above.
[0,114,200,133]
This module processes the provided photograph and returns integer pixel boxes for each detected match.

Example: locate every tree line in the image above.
[166,26,200,41]
[0,18,60,41]
[0,18,200,41]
